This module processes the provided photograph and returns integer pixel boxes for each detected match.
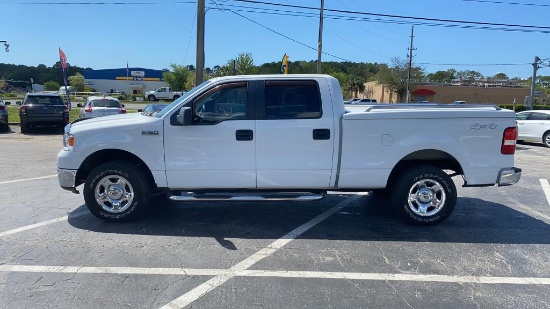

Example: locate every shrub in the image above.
[131,94,145,101]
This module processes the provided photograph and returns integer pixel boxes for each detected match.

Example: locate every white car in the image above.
[78,96,126,119]
[516,110,550,147]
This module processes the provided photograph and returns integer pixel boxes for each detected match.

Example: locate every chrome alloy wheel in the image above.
[94,175,135,213]
[407,178,446,217]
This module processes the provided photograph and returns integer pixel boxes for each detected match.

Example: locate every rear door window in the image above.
[263,80,322,119]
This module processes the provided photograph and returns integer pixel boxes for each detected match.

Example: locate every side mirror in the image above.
[16,101,21,106]
[176,107,192,126]
[77,103,83,107]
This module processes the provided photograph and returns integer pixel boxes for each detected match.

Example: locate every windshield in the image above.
[155,80,213,118]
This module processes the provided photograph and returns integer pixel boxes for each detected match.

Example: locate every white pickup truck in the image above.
[145,87,184,101]
[57,74,521,226]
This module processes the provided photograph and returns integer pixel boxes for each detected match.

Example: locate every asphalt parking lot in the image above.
[1,125,549,309]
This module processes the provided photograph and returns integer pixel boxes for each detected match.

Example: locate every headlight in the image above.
[63,124,74,150]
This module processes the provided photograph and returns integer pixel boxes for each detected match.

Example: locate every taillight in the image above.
[20,106,26,114]
[84,105,92,113]
[0,105,5,111]
[501,127,517,154]
[120,107,126,114]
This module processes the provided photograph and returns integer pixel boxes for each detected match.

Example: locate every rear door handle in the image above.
[236,129,253,141]
[313,129,330,140]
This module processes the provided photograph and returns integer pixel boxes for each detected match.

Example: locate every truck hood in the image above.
[69,113,159,134]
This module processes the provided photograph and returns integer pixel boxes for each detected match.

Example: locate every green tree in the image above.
[44,80,61,91]
[376,57,424,102]
[216,53,256,77]
[456,70,483,79]
[68,72,86,92]
[493,72,509,80]
[163,64,191,91]
[345,77,366,98]
[427,69,456,83]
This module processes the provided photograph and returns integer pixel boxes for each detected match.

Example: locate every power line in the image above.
[221,8,351,62]
[462,0,550,8]
[418,62,530,66]
[231,0,550,31]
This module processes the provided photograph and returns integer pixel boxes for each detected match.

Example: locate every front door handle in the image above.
[236,129,253,141]
[313,128,330,140]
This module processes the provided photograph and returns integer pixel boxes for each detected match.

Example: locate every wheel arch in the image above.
[75,149,156,189]
[386,149,463,188]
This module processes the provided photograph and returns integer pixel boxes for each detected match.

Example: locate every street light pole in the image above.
[529,56,540,111]
[0,40,9,52]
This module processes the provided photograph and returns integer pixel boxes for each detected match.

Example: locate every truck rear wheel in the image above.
[390,165,457,226]
[84,161,150,222]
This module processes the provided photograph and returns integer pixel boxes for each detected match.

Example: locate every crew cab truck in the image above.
[146,87,184,101]
[57,74,521,226]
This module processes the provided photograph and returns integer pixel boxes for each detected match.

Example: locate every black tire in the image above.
[20,123,28,134]
[84,161,151,222]
[390,165,457,226]
[173,95,180,100]
[543,132,550,148]
[148,95,156,101]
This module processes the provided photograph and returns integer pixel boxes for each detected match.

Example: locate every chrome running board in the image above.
[168,191,326,202]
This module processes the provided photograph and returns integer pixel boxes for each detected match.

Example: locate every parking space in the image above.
[1,128,549,308]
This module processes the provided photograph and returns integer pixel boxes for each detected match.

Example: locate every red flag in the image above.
[59,47,67,70]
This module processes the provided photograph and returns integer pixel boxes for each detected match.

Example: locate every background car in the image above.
[19,92,69,133]
[78,96,126,119]
[358,98,377,104]
[344,98,360,104]
[0,98,9,132]
[516,110,550,147]
[139,103,169,117]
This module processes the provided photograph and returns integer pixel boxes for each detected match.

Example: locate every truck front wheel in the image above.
[84,161,150,222]
[173,95,180,100]
[148,95,156,101]
[391,165,457,226]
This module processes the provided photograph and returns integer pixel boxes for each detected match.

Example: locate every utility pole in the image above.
[316,0,324,74]
[529,56,541,111]
[405,26,415,103]
[196,0,205,85]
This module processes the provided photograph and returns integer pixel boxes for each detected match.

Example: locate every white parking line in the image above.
[161,193,366,309]
[0,174,57,185]
[539,179,550,207]
[0,265,548,286]
[0,211,89,238]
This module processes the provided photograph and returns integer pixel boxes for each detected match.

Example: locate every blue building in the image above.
[83,67,167,95]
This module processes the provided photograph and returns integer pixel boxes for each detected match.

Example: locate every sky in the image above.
[1,0,549,79]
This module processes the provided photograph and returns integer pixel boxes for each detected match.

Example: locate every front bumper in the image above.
[57,168,79,193]
[497,167,522,186]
